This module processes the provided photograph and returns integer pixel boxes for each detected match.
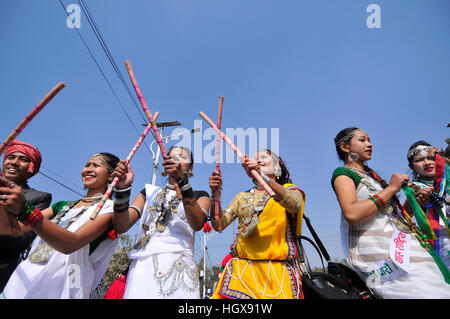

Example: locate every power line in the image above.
[40,165,83,191]
[77,0,158,154]
[57,0,152,146]
[77,0,149,125]
[37,0,159,200]
[38,171,84,197]
[76,0,159,146]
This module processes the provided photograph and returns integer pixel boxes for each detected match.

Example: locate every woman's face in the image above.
[81,156,110,190]
[254,150,278,175]
[346,130,373,162]
[411,148,436,181]
[169,147,192,172]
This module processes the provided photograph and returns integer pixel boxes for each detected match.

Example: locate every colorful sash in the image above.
[402,185,450,284]
[412,154,450,256]
[435,153,448,197]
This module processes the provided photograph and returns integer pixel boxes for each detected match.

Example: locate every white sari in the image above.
[1,200,117,299]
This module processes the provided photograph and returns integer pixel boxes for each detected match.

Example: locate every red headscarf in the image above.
[3,140,42,177]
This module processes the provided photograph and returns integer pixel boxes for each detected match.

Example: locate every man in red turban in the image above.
[2,140,51,210]
[0,140,52,292]
[3,140,42,182]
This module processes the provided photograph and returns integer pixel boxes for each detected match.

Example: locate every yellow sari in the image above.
[212,184,305,299]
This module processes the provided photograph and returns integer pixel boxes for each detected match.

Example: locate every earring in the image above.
[274,166,282,178]
[186,169,193,178]
[348,152,360,162]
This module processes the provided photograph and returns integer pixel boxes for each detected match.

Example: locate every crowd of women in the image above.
[0,125,449,299]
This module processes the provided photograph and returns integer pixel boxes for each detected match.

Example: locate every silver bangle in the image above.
[114,186,132,193]
[129,205,142,219]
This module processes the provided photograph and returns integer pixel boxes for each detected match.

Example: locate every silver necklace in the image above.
[80,193,103,202]
[133,185,181,250]
[241,188,269,237]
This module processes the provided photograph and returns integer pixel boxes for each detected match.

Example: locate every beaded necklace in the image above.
[80,193,104,202]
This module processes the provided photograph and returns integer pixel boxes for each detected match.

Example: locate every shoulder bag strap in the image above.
[302,215,331,262]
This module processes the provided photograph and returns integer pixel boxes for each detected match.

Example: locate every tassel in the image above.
[203,222,212,233]
[221,253,233,267]
[107,229,118,240]
[104,274,127,299]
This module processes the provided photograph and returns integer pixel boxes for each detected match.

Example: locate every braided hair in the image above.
[363,160,402,208]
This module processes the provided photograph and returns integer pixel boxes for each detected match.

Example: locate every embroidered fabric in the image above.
[220,187,302,234]
[152,254,199,297]
[123,251,200,299]
[240,189,269,237]
[219,257,302,299]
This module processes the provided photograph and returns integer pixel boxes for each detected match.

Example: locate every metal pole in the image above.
[151,127,163,185]
[203,231,207,298]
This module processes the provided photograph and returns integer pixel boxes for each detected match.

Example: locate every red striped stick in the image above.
[199,111,275,197]
[125,61,182,199]
[215,97,224,231]
[90,122,154,220]
[0,82,66,176]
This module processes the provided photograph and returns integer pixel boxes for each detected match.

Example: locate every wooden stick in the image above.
[0,82,65,232]
[90,122,153,220]
[215,97,224,231]
[0,82,66,175]
[124,60,182,198]
[199,111,275,197]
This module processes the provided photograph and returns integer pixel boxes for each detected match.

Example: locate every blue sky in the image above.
[1,0,449,269]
